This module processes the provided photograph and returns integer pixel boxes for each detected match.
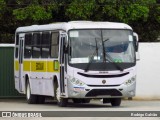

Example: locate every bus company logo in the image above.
[36,63,44,70]
[2,112,11,117]
[102,80,106,84]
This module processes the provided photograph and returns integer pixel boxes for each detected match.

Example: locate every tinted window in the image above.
[51,32,59,58]
[24,33,32,58]
[41,32,50,58]
[32,33,41,58]
[15,34,19,58]
[25,34,32,45]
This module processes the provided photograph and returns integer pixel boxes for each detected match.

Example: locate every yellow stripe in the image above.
[23,61,30,71]
[21,60,60,72]
[14,61,19,71]
[15,60,60,72]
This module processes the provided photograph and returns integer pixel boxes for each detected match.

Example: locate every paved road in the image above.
[0,98,160,120]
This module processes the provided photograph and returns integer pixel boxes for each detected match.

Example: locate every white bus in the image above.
[14,21,139,107]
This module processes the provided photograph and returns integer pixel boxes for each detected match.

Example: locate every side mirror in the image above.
[133,32,140,61]
[133,32,139,52]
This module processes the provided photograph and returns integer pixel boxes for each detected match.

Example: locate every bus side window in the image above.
[51,32,59,58]
[41,32,51,58]
[32,33,41,58]
[24,33,32,58]
[15,34,19,58]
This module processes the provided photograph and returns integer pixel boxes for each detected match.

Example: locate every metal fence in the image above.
[0,44,24,98]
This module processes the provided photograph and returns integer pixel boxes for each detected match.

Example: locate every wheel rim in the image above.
[27,83,30,100]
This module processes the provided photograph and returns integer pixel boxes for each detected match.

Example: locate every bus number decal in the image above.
[36,62,44,70]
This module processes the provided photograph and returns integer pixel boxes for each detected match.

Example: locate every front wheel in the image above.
[26,81,37,104]
[110,98,121,106]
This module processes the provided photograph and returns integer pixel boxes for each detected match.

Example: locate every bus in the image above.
[14,21,139,107]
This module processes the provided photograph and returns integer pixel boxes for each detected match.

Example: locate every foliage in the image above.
[13,5,52,21]
[103,4,149,23]
[134,4,160,42]
[102,0,156,23]
[0,0,160,43]
[0,0,6,18]
[65,0,97,20]
[13,0,57,23]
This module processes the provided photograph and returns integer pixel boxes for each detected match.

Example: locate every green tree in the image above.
[65,0,97,20]
[0,0,159,43]
[133,4,160,42]
[65,0,160,42]
[102,0,156,23]
[0,0,16,43]
[13,0,58,24]
[0,0,5,15]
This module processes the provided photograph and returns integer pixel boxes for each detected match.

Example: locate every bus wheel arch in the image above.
[25,74,37,104]
[53,76,58,99]
[25,74,29,94]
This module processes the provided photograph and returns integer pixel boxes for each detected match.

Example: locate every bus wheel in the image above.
[37,95,45,104]
[56,86,68,107]
[110,98,121,106]
[26,81,37,104]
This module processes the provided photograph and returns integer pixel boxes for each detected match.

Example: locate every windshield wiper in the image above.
[105,52,124,71]
[101,37,124,71]
[84,38,99,72]
[84,37,123,72]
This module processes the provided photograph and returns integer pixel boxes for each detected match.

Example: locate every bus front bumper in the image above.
[67,82,136,99]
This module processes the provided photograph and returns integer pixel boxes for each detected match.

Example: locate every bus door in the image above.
[59,32,67,95]
[18,34,25,92]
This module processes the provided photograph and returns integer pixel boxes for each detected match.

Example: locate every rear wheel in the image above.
[26,81,37,104]
[37,95,45,104]
[110,98,121,106]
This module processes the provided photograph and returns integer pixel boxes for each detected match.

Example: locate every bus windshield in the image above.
[69,29,135,65]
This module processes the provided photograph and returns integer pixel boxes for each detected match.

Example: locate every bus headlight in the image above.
[68,76,85,86]
[125,76,136,86]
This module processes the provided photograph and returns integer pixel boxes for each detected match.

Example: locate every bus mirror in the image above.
[133,32,139,52]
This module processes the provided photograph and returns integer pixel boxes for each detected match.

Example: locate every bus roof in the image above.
[16,21,132,33]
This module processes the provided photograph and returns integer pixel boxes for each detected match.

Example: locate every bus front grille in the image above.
[85,89,122,97]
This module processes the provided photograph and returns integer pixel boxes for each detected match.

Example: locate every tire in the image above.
[57,98,68,107]
[26,81,37,104]
[37,95,45,104]
[55,84,68,107]
[110,98,121,106]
